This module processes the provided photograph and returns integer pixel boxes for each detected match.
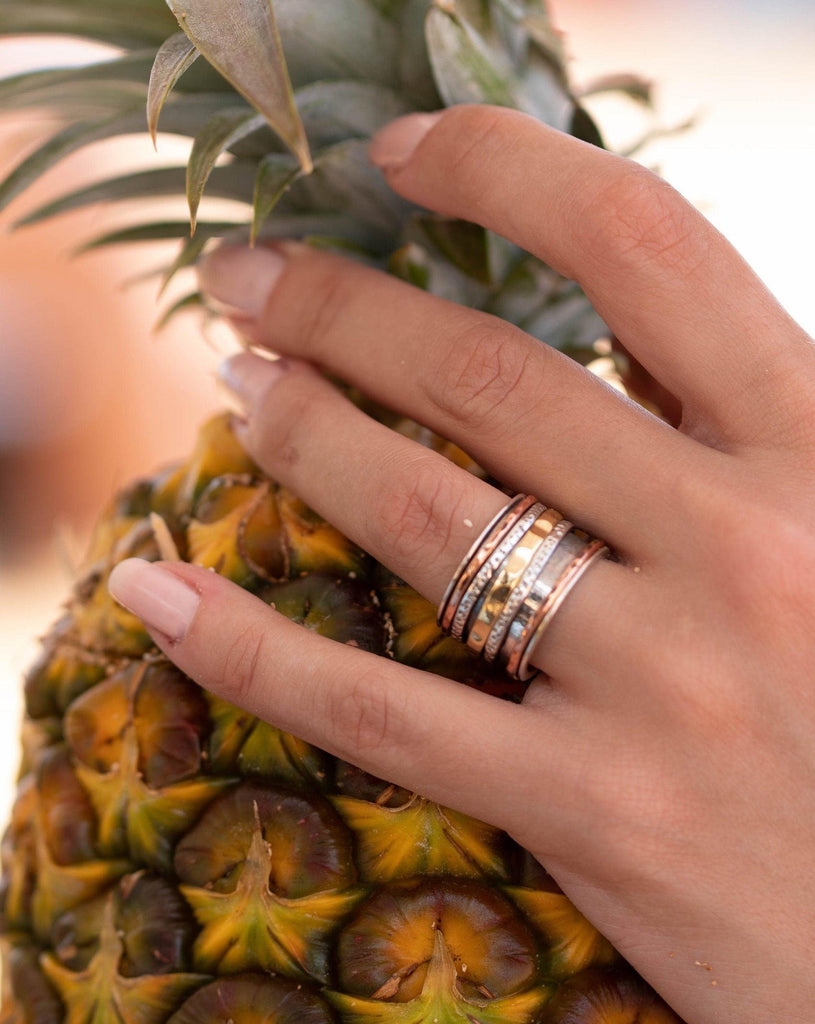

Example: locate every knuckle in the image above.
[328,669,406,759]
[427,318,533,431]
[249,372,334,474]
[216,621,270,708]
[582,166,710,280]
[672,467,815,667]
[373,458,461,564]
[291,263,354,355]
[722,508,815,622]
[248,384,309,472]
[440,106,519,190]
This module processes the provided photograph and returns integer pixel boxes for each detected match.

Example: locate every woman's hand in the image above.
[108,105,815,1024]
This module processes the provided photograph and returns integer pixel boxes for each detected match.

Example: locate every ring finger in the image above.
[220,351,653,688]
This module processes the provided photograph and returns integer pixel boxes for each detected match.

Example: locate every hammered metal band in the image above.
[437,493,535,633]
[438,494,610,681]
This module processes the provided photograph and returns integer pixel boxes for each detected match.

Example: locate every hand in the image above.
[108,105,815,1024]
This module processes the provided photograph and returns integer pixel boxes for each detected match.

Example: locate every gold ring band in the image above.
[437,494,535,632]
[438,494,610,681]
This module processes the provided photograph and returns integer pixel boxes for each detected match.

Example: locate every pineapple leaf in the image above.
[425,6,517,108]
[0,93,239,216]
[295,80,412,149]
[14,163,257,229]
[0,2,178,47]
[416,216,492,284]
[578,72,655,108]
[263,0,401,91]
[521,4,567,68]
[165,0,313,174]
[0,54,156,104]
[186,108,265,233]
[366,0,407,16]
[16,167,186,227]
[0,114,140,215]
[0,81,148,120]
[156,291,206,332]
[147,32,201,147]
[397,1,442,109]
[159,233,210,294]
[76,220,244,252]
[251,155,302,244]
[427,4,573,128]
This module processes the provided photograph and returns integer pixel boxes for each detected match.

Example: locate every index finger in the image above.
[370,106,815,448]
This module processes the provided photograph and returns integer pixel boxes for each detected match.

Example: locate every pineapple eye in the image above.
[165,974,335,1024]
[336,879,540,1002]
[174,782,357,897]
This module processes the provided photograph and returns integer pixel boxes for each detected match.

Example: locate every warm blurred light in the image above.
[549,0,815,336]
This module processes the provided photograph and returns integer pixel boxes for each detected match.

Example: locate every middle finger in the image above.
[200,243,698,559]
[220,351,653,689]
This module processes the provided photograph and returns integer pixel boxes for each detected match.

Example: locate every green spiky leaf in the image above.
[147,32,200,146]
[15,163,256,228]
[0,2,177,47]
[0,93,238,215]
[76,220,243,252]
[156,291,206,332]
[159,233,210,294]
[0,54,156,105]
[186,108,266,232]
[251,155,301,243]
[294,80,411,149]
[425,6,518,108]
[165,0,312,173]
[579,72,655,107]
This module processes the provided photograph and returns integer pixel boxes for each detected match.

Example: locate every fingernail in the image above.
[108,559,200,642]
[217,351,289,409]
[197,244,286,319]
[369,112,443,170]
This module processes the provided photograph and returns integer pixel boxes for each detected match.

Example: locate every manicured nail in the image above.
[108,559,200,642]
[216,351,289,408]
[369,112,443,170]
[197,244,286,319]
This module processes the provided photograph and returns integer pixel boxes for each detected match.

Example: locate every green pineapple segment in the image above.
[0,2,683,1022]
[165,974,336,1024]
[40,896,206,1024]
[328,927,554,1024]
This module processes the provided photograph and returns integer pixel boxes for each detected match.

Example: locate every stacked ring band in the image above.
[438,494,610,681]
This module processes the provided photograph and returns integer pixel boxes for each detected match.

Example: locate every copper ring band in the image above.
[483,516,573,662]
[450,502,546,641]
[437,493,610,682]
[465,509,563,655]
[508,538,609,680]
[437,493,534,631]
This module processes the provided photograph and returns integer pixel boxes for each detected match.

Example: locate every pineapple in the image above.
[0,2,682,1022]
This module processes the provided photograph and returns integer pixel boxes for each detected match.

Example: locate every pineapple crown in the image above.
[0,0,652,348]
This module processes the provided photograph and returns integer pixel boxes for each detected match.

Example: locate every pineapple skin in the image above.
[0,415,683,1024]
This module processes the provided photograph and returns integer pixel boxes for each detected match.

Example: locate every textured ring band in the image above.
[437,494,533,631]
[438,494,611,681]
[483,517,573,662]
[451,502,546,641]
[465,510,563,655]
[513,538,609,680]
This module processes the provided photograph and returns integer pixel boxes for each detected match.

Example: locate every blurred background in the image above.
[0,0,813,824]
